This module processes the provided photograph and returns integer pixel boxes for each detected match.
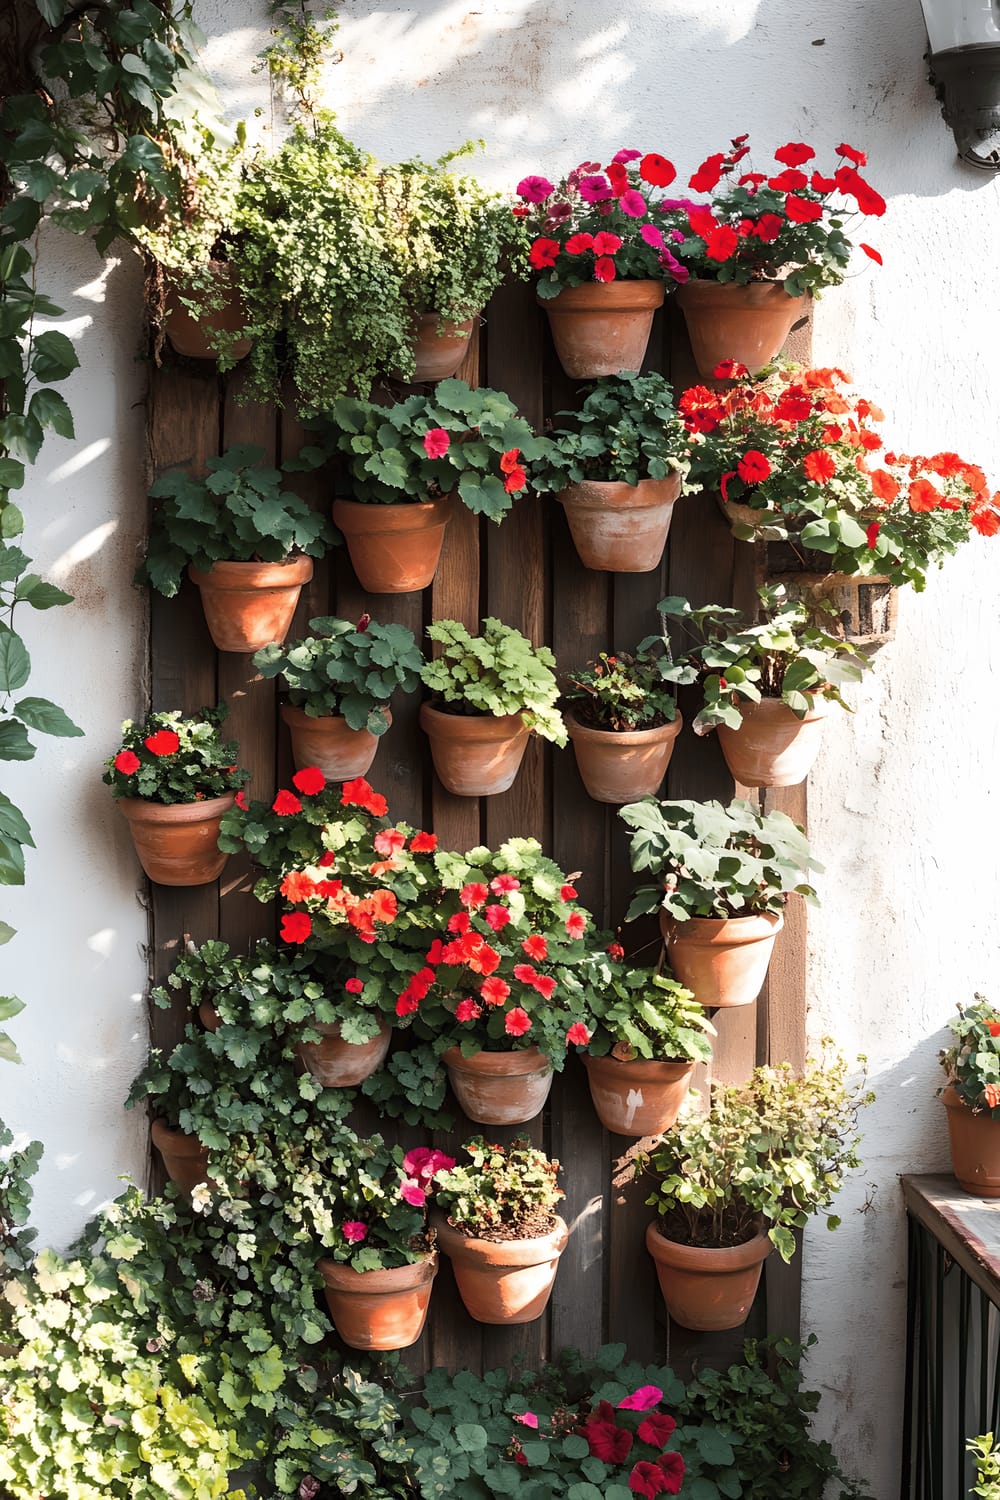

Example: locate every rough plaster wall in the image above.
[7,0,1000,1492]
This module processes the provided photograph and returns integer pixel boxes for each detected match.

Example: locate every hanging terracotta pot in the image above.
[189,556,314,654]
[558,474,682,573]
[659,909,783,1008]
[280,703,389,782]
[430,1212,569,1324]
[317,1252,437,1350]
[581,1054,696,1137]
[410,313,476,381]
[675,280,807,378]
[566,710,683,803]
[295,1016,392,1088]
[717,696,829,789]
[419,702,531,797]
[199,1000,222,1032]
[163,260,252,362]
[117,793,235,886]
[151,1119,211,1196]
[442,1046,553,1125]
[773,570,899,650]
[645,1218,772,1330]
[539,280,665,378]
[942,1086,1000,1197]
[333,495,452,594]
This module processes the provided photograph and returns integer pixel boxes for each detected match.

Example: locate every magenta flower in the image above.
[659,249,689,284]
[516,175,554,203]
[612,148,643,163]
[403,1147,456,1184]
[619,189,648,217]
[619,1385,663,1411]
[640,224,665,249]
[514,1412,539,1428]
[342,1221,367,1243]
[399,1179,427,1207]
[423,427,450,459]
[578,174,613,203]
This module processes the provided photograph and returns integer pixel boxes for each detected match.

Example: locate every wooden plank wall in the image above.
[146,289,812,1377]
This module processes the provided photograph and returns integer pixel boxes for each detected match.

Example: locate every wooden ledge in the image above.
[902,1173,1000,1304]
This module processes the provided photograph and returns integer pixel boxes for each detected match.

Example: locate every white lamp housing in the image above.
[918,0,1000,167]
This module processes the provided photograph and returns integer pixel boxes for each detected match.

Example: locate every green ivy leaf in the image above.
[0,628,31,692]
[30,329,80,382]
[14,697,84,737]
[0,1032,21,1064]
[13,574,73,609]
[28,388,75,440]
[0,995,25,1023]
[0,721,35,763]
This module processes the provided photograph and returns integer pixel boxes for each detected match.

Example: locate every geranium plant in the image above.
[514,149,689,295]
[316,1136,454,1272]
[529,373,692,492]
[643,1048,872,1261]
[562,645,679,733]
[580,960,714,1065]
[420,617,567,745]
[433,1136,563,1239]
[621,796,820,922]
[681,363,1000,590]
[253,614,424,735]
[103,705,248,804]
[939,996,1000,1114]
[969,1434,1000,1499]
[662,135,884,296]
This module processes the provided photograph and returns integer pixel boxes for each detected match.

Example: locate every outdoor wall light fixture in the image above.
[918,0,1000,168]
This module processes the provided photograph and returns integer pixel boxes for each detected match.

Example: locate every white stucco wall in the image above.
[7,1,1000,1492]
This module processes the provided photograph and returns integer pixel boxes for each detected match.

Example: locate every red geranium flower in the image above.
[410,831,438,852]
[870,469,900,503]
[490,874,520,893]
[144,729,180,757]
[628,1461,669,1498]
[292,766,325,796]
[505,1007,532,1036]
[423,427,451,459]
[908,478,940,512]
[455,998,482,1022]
[754,213,783,243]
[688,152,726,192]
[484,904,511,932]
[768,168,808,192]
[566,1022,591,1046]
[737,450,772,484]
[532,975,557,1000]
[566,911,587,938]
[803,449,836,484]
[280,912,312,944]
[529,237,560,269]
[503,462,527,494]
[784,194,823,224]
[561,884,578,901]
[374,827,407,856]
[860,242,883,265]
[521,934,548,961]
[564,232,595,255]
[341,778,388,816]
[865,521,881,549]
[774,141,815,167]
[834,165,885,215]
[703,225,739,261]
[273,789,303,816]
[811,171,838,193]
[972,507,1000,536]
[837,142,868,166]
[345,978,364,994]
[657,1452,685,1495]
[640,152,676,187]
[713,359,749,380]
[114,750,140,775]
[460,882,489,908]
[585,1417,634,1464]
[593,256,617,282]
[448,911,471,934]
[607,941,625,959]
[235,790,248,810]
[480,975,511,1006]
[637,1412,677,1447]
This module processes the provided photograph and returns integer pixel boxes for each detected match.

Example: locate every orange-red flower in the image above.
[803,449,836,484]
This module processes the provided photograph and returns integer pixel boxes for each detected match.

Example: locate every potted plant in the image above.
[620,796,820,1008]
[430,1136,568,1324]
[303,381,541,593]
[253,613,424,781]
[664,136,884,375]
[969,1434,1000,1498]
[578,957,714,1136]
[419,617,567,796]
[103,706,248,886]
[515,149,687,376]
[315,1136,453,1350]
[138,445,335,652]
[938,997,1000,1197]
[561,642,683,803]
[656,586,866,788]
[642,1048,871,1329]
[530,373,692,572]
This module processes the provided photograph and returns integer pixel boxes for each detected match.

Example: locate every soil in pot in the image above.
[581,1054,695,1136]
[280,702,389,782]
[410,313,476,381]
[717,696,829,789]
[163,261,252,362]
[540,280,664,378]
[558,474,682,572]
[431,1211,569,1323]
[660,909,783,1009]
[567,710,682,804]
[675,280,806,378]
[317,1252,437,1350]
[117,793,235,886]
[295,1017,391,1088]
[151,1119,211,1197]
[645,1216,772,1330]
[442,1046,553,1125]
[189,557,314,654]
[332,495,452,594]
[942,1085,1000,1197]
[419,702,531,797]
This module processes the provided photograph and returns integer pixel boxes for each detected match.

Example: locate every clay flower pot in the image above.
[419,702,531,797]
[317,1253,437,1350]
[566,710,683,804]
[646,1218,772,1331]
[717,696,829,789]
[163,261,252,362]
[410,313,476,381]
[659,910,783,1009]
[151,1119,211,1196]
[117,793,235,886]
[199,1000,221,1032]
[581,1054,696,1137]
[942,1085,1000,1197]
[442,1046,553,1125]
[431,1211,569,1324]
[540,280,665,378]
[280,702,389,782]
[675,280,807,378]
[558,474,682,573]
[333,495,452,594]
[189,556,314,654]
[295,1016,392,1088]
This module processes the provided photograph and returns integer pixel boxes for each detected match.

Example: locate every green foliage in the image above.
[138,445,335,598]
[621,795,821,921]
[530,374,692,491]
[255,613,423,731]
[103,704,248,805]
[968,1432,1000,1498]
[434,1137,563,1237]
[642,1048,872,1262]
[421,618,566,745]
[361,1042,455,1131]
[0,1115,41,1275]
[562,646,679,733]
[939,995,1000,1115]
[581,966,714,1064]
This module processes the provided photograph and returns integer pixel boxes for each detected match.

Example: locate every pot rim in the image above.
[316,1251,438,1293]
[117,792,236,824]
[565,708,683,747]
[430,1210,569,1265]
[332,494,453,529]
[558,473,682,511]
[151,1118,207,1156]
[581,1052,694,1081]
[442,1044,552,1077]
[662,909,784,942]
[280,702,391,731]
[721,695,829,728]
[420,701,531,741]
[537,278,665,310]
[188,556,314,588]
[645,1217,773,1271]
[675,279,808,309]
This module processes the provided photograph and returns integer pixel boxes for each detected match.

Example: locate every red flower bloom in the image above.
[410,830,438,852]
[566,1022,591,1046]
[374,827,407,856]
[114,749,140,775]
[341,777,388,816]
[607,941,625,959]
[606,160,629,194]
[689,152,726,192]
[713,359,749,380]
[870,469,900,503]
[505,1007,532,1037]
[566,911,587,938]
[860,242,883,265]
[144,729,180,757]
[836,141,868,166]
[490,874,520,893]
[467,941,500,976]
[345,978,364,994]
[342,1220,367,1243]
[678,384,725,434]
[455,997,482,1022]
[513,962,538,985]
[593,256,617,283]
[292,766,325,796]
[273,789,303,816]
[500,448,522,474]
[908,478,940,512]
[629,1461,670,1497]
[972,506,1000,536]
[564,232,595,255]
[865,521,881,549]
[803,449,836,484]
[810,171,838,193]
[480,975,511,1007]
[774,394,811,423]
[592,231,623,255]
[988,1021,1000,1037]
[767,168,808,192]
[280,912,312,944]
[774,141,815,167]
[460,882,489,908]
[560,884,578,902]
[503,463,527,495]
[703,225,739,261]
[834,165,885,215]
[235,790,248,810]
[739,171,767,188]
[395,992,420,1017]
[317,850,335,867]
[585,1417,634,1464]
[448,911,471,934]
[687,206,717,240]
[640,152,676,187]
[637,1412,677,1447]
[784,194,823,224]
[484,903,511,932]
[521,934,548,961]
[754,213,783,243]
[423,427,451,459]
[737,450,772,484]
[532,974,557,1000]
[657,1452,685,1495]
[529,237,560,269]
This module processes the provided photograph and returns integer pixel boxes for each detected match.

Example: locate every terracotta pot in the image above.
[567,710,682,804]
[295,1016,391,1088]
[431,1211,569,1324]
[942,1086,1000,1197]
[280,702,389,782]
[419,702,531,797]
[646,1218,772,1330]
[558,474,682,573]
[410,313,476,381]
[715,492,776,532]
[581,1054,695,1137]
[333,495,452,594]
[660,910,783,1008]
[117,793,234,886]
[199,1000,221,1032]
[539,280,665,378]
[151,1118,211,1196]
[717,696,829,789]
[317,1253,437,1350]
[675,281,807,378]
[442,1046,553,1125]
[773,571,899,650]
[189,556,314,654]
[163,261,252,362]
